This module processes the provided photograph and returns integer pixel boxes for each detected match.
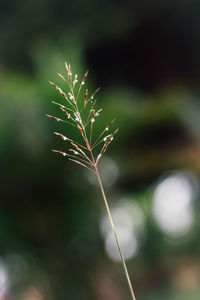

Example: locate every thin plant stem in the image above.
[95,165,137,300]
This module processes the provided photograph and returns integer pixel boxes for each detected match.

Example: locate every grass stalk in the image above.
[48,63,137,299]
[95,165,137,300]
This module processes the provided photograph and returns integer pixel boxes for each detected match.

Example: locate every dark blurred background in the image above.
[1,0,200,299]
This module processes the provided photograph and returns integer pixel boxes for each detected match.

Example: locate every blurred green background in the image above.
[1,0,200,299]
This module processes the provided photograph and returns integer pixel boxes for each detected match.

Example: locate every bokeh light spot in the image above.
[0,259,9,298]
[100,199,145,261]
[86,156,119,187]
[152,171,197,236]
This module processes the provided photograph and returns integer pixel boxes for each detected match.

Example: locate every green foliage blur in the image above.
[1,1,200,299]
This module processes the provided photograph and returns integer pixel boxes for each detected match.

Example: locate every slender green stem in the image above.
[95,166,137,300]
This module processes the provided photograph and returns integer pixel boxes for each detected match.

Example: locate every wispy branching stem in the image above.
[48,63,137,300]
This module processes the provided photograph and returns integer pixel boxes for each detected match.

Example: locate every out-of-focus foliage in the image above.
[0,0,200,299]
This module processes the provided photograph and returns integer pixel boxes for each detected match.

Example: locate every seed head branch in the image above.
[48,63,118,171]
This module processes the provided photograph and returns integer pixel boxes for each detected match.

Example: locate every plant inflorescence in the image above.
[47,63,118,174]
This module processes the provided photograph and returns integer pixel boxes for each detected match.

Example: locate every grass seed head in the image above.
[48,63,118,171]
